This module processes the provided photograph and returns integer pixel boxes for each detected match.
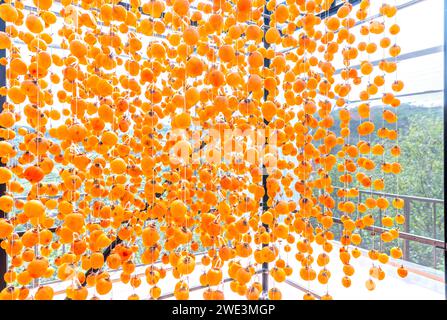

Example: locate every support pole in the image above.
[403,200,411,260]
[443,0,447,302]
[260,2,271,300]
[0,0,7,292]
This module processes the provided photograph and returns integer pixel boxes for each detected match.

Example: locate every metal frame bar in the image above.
[280,0,427,54]
[347,89,444,104]
[404,200,411,260]
[337,45,444,76]
[284,279,322,300]
[332,217,445,249]
[260,1,271,300]
[334,186,444,204]
[443,0,447,301]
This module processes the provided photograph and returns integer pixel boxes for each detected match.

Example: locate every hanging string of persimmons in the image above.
[0,0,406,300]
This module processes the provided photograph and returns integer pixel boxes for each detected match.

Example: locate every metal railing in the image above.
[332,187,445,271]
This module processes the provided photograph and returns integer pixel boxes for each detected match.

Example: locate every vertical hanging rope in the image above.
[0,0,6,292]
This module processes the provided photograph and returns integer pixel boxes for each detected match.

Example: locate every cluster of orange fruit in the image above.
[0,0,406,300]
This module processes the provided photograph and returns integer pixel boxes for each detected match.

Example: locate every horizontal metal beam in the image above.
[334,186,444,204]
[337,45,443,76]
[281,0,427,54]
[352,0,427,29]
[332,217,446,249]
[284,279,322,300]
[347,89,444,104]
